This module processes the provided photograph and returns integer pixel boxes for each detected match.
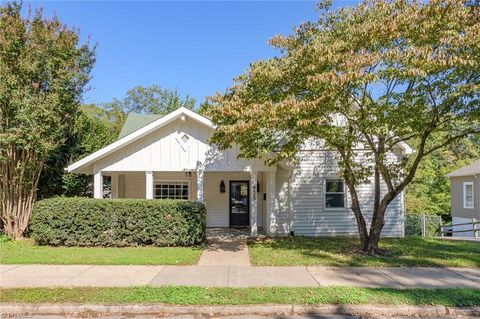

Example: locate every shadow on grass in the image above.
[248,236,480,267]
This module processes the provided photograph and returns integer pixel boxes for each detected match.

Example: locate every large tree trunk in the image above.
[0,146,43,239]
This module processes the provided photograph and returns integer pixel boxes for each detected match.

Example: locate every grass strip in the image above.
[1,287,479,307]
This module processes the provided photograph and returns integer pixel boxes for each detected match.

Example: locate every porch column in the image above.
[250,170,258,236]
[266,170,276,235]
[93,172,103,199]
[197,169,204,202]
[145,171,154,199]
[111,174,118,199]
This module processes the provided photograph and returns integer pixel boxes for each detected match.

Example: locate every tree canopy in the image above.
[104,85,196,135]
[207,0,480,253]
[0,1,95,238]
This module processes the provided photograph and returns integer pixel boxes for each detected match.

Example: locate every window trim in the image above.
[325,178,345,210]
[153,179,190,200]
[463,182,474,209]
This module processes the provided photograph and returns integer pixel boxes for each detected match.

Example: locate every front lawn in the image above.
[248,237,480,267]
[1,287,479,306]
[0,239,203,265]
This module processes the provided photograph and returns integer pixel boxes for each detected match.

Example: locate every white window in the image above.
[154,181,189,200]
[463,182,474,209]
[325,178,345,208]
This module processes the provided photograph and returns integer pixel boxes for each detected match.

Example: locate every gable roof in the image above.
[118,113,163,139]
[446,159,480,178]
[67,106,414,174]
[67,107,214,173]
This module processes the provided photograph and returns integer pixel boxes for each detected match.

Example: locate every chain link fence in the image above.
[405,214,443,237]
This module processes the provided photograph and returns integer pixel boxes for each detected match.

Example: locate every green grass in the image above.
[0,239,203,265]
[248,237,480,267]
[1,287,479,306]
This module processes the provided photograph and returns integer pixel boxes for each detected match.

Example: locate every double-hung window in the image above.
[154,181,189,200]
[463,182,474,209]
[325,178,345,208]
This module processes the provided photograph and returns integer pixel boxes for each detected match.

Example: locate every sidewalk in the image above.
[1,264,479,288]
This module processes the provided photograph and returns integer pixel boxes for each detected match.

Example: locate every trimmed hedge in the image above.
[30,197,206,247]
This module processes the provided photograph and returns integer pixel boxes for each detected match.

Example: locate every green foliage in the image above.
[0,233,12,243]
[37,105,116,198]
[404,214,442,237]
[0,1,95,238]
[406,135,480,217]
[104,85,196,136]
[30,198,206,247]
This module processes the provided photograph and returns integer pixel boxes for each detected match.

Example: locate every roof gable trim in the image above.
[67,107,214,173]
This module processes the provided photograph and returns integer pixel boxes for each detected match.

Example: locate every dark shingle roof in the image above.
[118,113,163,139]
[446,159,480,177]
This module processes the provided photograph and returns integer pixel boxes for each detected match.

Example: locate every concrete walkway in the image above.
[197,228,251,266]
[1,265,479,288]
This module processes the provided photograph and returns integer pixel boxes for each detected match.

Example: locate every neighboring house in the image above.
[446,160,480,237]
[67,107,412,237]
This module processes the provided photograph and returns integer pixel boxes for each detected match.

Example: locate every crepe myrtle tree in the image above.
[207,0,480,254]
[0,2,95,239]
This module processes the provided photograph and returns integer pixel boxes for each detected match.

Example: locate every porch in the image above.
[94,169,278,236]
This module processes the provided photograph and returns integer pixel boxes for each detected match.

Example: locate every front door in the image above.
[229,181,250,227]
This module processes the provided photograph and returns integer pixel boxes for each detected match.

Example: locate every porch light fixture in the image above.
[257,181,260,193]
[219,180,225,193]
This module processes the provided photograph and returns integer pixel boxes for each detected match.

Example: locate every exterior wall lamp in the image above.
[219,180,225,193]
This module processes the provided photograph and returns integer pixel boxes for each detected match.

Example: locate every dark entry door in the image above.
[229,181,250,227]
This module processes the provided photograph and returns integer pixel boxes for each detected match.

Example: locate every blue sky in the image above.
[24,1,358,107]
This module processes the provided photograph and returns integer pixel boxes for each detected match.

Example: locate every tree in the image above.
[207,0,480,254]
[406,135,480,218]
[0,2,95,239]
[37,105,116,199]
[104,85,196,135]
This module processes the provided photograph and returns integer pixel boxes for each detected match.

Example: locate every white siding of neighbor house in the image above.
[290,150,404,237]
[93,117,273,174]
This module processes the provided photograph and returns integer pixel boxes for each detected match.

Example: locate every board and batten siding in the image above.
[93,117,272,173]
[290,150,404,237]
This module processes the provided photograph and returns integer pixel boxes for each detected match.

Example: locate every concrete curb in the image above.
[1,303,479,317]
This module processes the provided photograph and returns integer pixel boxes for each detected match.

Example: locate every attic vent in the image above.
[175,132,192,152]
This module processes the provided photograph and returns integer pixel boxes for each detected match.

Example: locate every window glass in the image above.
[154,181,189,200]
[325,179,345,208]
[465,183,474,208]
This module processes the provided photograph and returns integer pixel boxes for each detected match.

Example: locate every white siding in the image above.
[290,150,404,237]
[204,171,263,228]
[124,173,146,199]
[271,168,291,235]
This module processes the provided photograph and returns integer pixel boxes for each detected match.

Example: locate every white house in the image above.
[67,107,411,237]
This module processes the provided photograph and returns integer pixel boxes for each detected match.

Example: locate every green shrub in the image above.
[30,197,206,247]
